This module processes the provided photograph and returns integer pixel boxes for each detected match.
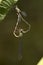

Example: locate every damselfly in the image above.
[13,6,31,38]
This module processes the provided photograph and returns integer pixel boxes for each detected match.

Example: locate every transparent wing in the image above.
[21,11,27,17]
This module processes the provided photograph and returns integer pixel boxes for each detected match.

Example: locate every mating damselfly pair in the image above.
[13,6,31,38]
[13,6,31,61]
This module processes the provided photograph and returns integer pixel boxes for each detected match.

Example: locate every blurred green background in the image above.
[0,0,43,65]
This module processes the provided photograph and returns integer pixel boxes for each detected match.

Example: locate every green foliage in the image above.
[0,0,18,21]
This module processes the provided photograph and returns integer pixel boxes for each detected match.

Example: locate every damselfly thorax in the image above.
[13,6,31,38]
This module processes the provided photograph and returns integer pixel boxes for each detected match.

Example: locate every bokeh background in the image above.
[0,0,43,65]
